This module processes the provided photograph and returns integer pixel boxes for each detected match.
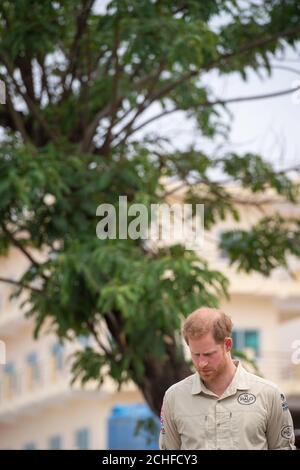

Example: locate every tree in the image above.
[1,0,300,415]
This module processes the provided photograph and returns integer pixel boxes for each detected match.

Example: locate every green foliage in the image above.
[222,153,299,199]
[23,240,228,385]
[220,216,300,276]
[134,416,160,446]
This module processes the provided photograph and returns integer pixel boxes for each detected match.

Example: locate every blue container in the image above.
[107,403,160,450]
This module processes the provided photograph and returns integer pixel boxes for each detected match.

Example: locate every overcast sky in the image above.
[94,1,300,173]
[135,54,300,172]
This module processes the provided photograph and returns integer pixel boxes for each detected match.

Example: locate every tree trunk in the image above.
[105,312,192,416]
[138,348,192,416]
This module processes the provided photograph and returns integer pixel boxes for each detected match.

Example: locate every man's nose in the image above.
[198,357,208,368]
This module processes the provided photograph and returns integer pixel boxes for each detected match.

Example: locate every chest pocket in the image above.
[176,414,208,450]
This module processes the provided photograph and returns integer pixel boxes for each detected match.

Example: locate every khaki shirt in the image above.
[159,361,296,450]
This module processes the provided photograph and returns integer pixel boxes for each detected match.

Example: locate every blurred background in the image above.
[1,0,300,449]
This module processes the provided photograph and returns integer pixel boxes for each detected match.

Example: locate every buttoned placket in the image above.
[191,361,250,449]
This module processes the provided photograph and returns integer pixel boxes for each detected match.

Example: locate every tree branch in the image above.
[1,223,48,281]
[96,20,122,155]
[0,75,31,140]
[15,53,36,103]
[86,319,113,358]
[61,0,95,100]
[0,276,42,293]
[216,85,300,105]
[82,68,167,153]
[89,27,300,152]
[116,84,300,144]
[81,25,300,154]
[108,62,166,150]
[1,53,61,144]
[5,84,32,143]
[270,64,300,76]
[163,163,300,198]
[145,26,300,106]
[80,101,121,152]
[36,53,54,103]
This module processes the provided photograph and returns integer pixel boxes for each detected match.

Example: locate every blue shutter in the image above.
[4,362,17,393]
[75,428,90,450]
[49,435,62,450]
[24,442,36,450]
[27,352,40,382]
[245,330,260,357]
[52,343,64,371]
[232,329,260,357]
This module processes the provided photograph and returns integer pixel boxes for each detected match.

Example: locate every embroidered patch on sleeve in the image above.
[160,409,165,434]
[281,425,293,439]
[280,393,289,411]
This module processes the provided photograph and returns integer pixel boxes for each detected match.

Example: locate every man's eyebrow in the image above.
[191,349,217,355]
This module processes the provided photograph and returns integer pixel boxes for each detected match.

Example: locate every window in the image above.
[49,434,62,450]
[217,229,230,260]
[232,329,260,358]
[75,427,90,450]
[24,442,36,450]
[52,343,64,369]
[3,362,17,399]
[49,343,64,382]
[26,352,41,389]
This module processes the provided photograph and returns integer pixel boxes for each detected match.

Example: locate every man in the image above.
[159,307,296,450]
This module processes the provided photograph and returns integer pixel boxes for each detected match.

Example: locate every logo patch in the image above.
[280,393,289,411]
[281,425,293,439]
[160,410,165,434]
[237,393,256,405]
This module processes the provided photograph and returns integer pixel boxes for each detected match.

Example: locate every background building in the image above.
[0,248,144,450]
[1,194,300,449]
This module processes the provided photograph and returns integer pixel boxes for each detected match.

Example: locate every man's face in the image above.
[188,332,232,384]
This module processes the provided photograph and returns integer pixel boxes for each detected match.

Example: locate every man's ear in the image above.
[224,337,232,352]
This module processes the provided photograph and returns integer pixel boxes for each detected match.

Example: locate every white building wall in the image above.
[221,294,279,352]
[0,390,143,450]
[0,249,145,450]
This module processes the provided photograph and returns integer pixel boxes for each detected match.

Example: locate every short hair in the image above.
[182,307,233,344]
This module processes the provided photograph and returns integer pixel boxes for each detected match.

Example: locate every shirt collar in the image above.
[191,360,250,396]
